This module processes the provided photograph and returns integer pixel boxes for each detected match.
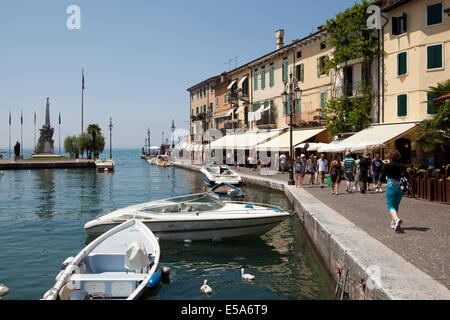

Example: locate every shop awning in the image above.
[256,128,327,152]
[227,80,237,90]
[209,130,282,150]
[226,109,233,116]
[237,75,248,88]
[317,122,417,153]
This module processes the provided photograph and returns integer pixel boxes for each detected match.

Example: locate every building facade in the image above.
[380,0,450,123]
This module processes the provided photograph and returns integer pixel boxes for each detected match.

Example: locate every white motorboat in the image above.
[95,159,115,171]
[200,164,241,186]
[84,193,291,241]
[43,219,160,300]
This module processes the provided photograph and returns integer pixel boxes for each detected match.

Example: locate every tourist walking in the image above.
[316,153,328,188]
[342,152,356,192]
[294,157,303,188]
[305,154,316,187]
[358,154,371,193]
[353,154,361,192]
[381,149,405,232]
[371,153,384,192]
[279,153,286,174]
[328,155,343,195]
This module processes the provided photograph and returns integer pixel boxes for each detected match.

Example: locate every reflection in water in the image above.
[34,170,55,219]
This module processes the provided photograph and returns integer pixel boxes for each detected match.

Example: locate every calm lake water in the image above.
[0,149,333,300]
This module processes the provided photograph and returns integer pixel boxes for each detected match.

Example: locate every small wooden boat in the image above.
[43,219,160,300]
[210,182,243,200]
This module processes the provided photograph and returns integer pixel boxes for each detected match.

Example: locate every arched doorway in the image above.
[395,138,411,164]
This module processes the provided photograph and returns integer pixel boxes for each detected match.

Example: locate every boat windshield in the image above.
[139,194,225,214]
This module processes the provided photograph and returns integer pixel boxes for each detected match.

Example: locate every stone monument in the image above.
[32,97,59,158]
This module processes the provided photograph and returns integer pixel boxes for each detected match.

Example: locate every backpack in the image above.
[399,168,410,194]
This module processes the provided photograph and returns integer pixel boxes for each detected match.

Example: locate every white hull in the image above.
[200,165,241,186]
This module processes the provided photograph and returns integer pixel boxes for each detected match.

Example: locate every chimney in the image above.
[275,29,285,49]
[220,72,227,82]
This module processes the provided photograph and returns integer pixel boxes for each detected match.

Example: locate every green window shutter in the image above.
[320,92,328,109]
[317,58,321,77]
[427,44,442,69]
[397,94,407,117]
[295,99,301,113]
[203,87,206,96]
[216,97,219,106]
[204,104,206,113]
[210,103,213,113]
[261,70,266,89]
[427,93,438,114]
[282,61,288,81]
[427,3,442,26]
[398,52,407,75]
[254,72,258,90]
[300,64,304,82]
[224,94,227,104]
[196,106,199,114]
[269,67,274,86]
[283,102,286,115]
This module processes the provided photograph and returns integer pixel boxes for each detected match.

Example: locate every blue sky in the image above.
[0,0,357,150]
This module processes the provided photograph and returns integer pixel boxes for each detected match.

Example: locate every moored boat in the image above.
[95,159,115,172]
[84,193,291,241]
[156,155,172,167]
[200,164,241,186]
[43,219,160,300]
[210,182,243,200]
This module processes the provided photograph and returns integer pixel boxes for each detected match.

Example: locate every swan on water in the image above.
[200,279,212,295]
[241,268,255,280]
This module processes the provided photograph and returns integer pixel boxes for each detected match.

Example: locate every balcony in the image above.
[256,111,276,129]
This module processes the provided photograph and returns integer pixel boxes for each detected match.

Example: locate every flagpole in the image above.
[59,112,61,155]
[34,111,36,152]
[81,68,84,133]
[21,110,23,158]
[9,110,11,159]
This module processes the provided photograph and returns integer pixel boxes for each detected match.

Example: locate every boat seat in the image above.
[70,272,147,282]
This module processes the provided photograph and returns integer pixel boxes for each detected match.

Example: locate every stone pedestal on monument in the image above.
[32,97,60,158]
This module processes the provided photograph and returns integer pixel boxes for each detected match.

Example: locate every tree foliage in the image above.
[324,0,379,136]
[415,79,450,155]
[63,124,105,159]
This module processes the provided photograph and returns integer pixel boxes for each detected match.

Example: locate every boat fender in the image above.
[61,257,75,270]
[59,284,76,300]
[146,272,161,288]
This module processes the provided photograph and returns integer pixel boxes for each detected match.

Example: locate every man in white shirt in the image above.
[316,153,328,188]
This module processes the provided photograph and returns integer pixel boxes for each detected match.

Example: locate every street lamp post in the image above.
[281,72,302,186]
[171,119,175,149]
[109,118,113,159]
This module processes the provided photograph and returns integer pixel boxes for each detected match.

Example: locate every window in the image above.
[320,42,326,50]
[317,56,328,77]
[269,66,275,87]
[203,87,206,97]
[210,103,213,114]
[295,63,304,82]
[296,51,302,59]
[216,97,219,107]
[295,99,301,118]
[191,93,194,101]
[254,71,258,90]
[197,90,199,98]
[261,69,266,89]
[210,84,214,94]
[427,92,438,114]
[397,94,407,117]
[200,89,202,98]
[427,44,443,70]
[196,106,199,114]
[397,51,407,75]
[427,2,443,26]
[343,66,353,96]
[224,94,227,104]
[392,13,407,35]
[282,59,288,82]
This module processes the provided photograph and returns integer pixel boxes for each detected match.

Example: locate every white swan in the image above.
[0,283,10,298]
[200,279,213,294]
[241,268,255,280]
